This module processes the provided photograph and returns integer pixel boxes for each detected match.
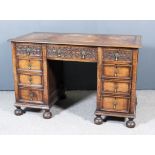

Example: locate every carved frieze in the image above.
[103,49,133,61]
[16,43,42,56]
[47,45,97,61]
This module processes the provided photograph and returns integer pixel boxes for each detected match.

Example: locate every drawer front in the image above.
[17,59,42,71]
[18,74,43,86]
[47,45,97,61]
[102,96,129,113]
[103,80,131,95]
[103,48,132,62]
[103,65,132,79]
[19,88,43,103]
[16,43,42,57]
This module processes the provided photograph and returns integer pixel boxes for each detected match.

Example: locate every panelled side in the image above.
[97,47,103,110]
[130,49,139,115]
[12,42,19,102]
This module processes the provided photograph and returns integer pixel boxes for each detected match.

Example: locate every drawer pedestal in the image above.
[95,48,138,128]
[12,43,65,119]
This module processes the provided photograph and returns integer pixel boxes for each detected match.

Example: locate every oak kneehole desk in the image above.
[10,32,141,128]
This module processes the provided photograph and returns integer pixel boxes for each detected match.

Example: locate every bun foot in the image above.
[126,118,136,128]
[43,110,52,119]
[14,108,23,116]
[94,115,103,125]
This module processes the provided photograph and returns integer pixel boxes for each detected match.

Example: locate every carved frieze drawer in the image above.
[103,48,133,62]
[16,43,42,57]
[47,45,97,62]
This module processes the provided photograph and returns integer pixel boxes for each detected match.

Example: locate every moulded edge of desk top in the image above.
[9,32,142,48]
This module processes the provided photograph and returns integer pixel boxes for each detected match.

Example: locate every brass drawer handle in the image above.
[29,76,32,84]
[114,84,118,93]
[28,61,32,70]
[57,50,61,57]
[113,99,118,109]
[29,92,35,101]
[114,66,119,77]
[27,48,31,56]
[81,51,86,59]
[114,53,119,61]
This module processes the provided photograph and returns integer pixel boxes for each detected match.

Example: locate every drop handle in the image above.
[57,50,61,57]
[28,61,32,70]
[114,84,118,93]
[29,76,32,84]
[114,53,119,61]
[26,48,31,56]
[29,92,35,101]
[81,51,86,59]
[113,100,117,109]
[114,66,119,77]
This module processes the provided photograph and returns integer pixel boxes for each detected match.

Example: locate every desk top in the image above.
[10,32,142,48]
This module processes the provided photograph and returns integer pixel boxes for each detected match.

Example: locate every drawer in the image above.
[103,80,131,95]
[47,45,97,62]
[16,43,42,57]
[102,96,130,113]
[18,73,43,87]
[18,88,43,103]
[17,59,42,71]
[103,48,132,62]
[103,64,132,79]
